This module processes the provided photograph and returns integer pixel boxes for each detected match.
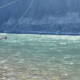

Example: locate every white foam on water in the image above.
[60,42,66,45]
[0,60,6,64]
[65,74,68,76]
[57,50,62,52]
[64,61,74,65]
[63,55,71,58]
[64,56,70,58]
[50,48,53,50]
[4,66,9,69]
[53,41,56,42]
[52,57,55,59]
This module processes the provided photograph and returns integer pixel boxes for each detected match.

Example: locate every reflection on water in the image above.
[0,33,80,80]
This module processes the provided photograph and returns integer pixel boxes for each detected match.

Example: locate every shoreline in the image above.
[0,32,80,36]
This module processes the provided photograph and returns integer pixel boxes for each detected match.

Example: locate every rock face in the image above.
[0,0,80,34]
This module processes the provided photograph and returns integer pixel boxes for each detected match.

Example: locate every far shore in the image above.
[0,32,80,36]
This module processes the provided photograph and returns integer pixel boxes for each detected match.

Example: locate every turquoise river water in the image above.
[0,33,80,80]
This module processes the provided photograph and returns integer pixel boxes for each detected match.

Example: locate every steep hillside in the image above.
[0,0,80,34]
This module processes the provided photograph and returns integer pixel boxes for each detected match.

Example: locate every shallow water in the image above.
[0,33,80,80]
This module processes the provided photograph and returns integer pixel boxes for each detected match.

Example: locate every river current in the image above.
[0,33,80,80]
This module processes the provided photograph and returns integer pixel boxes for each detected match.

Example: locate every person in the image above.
[5,36,7,39]
[0,36,7,40]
